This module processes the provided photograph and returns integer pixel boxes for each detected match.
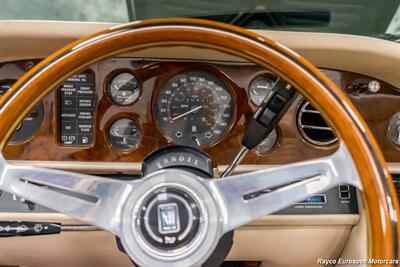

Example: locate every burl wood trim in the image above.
[3,61,400,165]
[0,18,397,262]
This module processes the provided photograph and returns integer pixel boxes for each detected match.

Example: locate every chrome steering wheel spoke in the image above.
[0,153,135,236]
[208,143,361,233]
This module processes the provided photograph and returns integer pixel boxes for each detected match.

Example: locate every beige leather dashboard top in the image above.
[0,21,392,267]
[0,21,399,88]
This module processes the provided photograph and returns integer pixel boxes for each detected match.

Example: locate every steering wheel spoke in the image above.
[0,153,134,236]
[209,143,361,232]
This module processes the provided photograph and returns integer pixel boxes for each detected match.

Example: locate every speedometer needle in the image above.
[171,106,202,121]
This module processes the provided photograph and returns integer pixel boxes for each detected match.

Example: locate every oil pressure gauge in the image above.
[388,112,400,147]
[108,118,141,150]
[108,72,140,105]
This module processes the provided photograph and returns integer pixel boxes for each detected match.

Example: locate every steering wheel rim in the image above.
[0,18,398,265]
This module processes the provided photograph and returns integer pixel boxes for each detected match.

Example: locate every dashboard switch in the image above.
[339,184,351,199]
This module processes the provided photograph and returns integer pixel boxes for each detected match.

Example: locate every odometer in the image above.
[154,70,235,147]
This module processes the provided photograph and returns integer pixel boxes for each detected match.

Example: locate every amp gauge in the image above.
[108,118,142,150]
[388,112,400,147]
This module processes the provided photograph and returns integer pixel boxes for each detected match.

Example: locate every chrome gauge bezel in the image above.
[387,111,400,148]
[253,127,280,155]
[106,70,142,106]
[106,116,143,152]
[248,74,276,106]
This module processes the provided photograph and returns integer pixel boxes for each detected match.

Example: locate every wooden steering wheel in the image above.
[0,19,398,266]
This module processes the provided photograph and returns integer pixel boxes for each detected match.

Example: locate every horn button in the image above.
[138,186,201,250]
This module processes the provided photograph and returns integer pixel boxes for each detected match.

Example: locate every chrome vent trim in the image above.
[297,101,337,146]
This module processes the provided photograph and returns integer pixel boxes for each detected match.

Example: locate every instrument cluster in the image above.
[0,59,286,165]
[1,59,398,166]
[104,67,242,151]
[56,59,280,155]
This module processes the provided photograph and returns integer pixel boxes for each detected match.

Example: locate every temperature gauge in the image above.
[388,112,400,147]
[108,118,141,150]
[249,76,275,106]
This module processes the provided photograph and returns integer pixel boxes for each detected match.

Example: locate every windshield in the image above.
[0,0,399,42]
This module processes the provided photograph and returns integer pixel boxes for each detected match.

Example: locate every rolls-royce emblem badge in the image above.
[158,203,180,234]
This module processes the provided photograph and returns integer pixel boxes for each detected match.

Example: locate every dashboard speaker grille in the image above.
[297,101,337,146]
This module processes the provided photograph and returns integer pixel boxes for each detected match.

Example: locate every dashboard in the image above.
[1,58,400,170]
[0,21,399,267]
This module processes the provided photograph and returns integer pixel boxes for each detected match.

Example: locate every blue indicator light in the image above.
[298,194,326,204]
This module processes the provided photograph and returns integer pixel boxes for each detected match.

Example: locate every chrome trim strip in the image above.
[10,160,142,174]
[9,160,400,175]
[60,224,100,232]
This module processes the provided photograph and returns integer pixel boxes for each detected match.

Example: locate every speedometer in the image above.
[154,70,235,147]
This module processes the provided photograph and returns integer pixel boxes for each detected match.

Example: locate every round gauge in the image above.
[108,118,141,150]
[0,80,44,143]
[249,76,275,106]
[108,72,140,105]
[388,112,400,147]
[11,103,44,143]
[254,128,278,154]
[154,70,235,147]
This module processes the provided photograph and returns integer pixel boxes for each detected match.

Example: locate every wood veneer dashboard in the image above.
[0,58,399,167]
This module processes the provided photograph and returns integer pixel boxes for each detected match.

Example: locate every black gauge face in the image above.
[249,76,275,106]
[108,72,140,105]
[0,80,44,143]
[108,118,141,150]
[154,70,235,147]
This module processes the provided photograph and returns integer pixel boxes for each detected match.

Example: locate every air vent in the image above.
[297,101,337,146]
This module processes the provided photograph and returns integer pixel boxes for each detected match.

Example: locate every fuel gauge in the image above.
[108,118,141,150]
[388,112,400,147]
[254,128,278,154]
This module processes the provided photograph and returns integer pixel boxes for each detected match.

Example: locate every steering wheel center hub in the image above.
[120,169,222,267]
[138,186,201,250]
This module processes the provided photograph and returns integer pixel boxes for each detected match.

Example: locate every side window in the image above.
[0,0,129,22]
